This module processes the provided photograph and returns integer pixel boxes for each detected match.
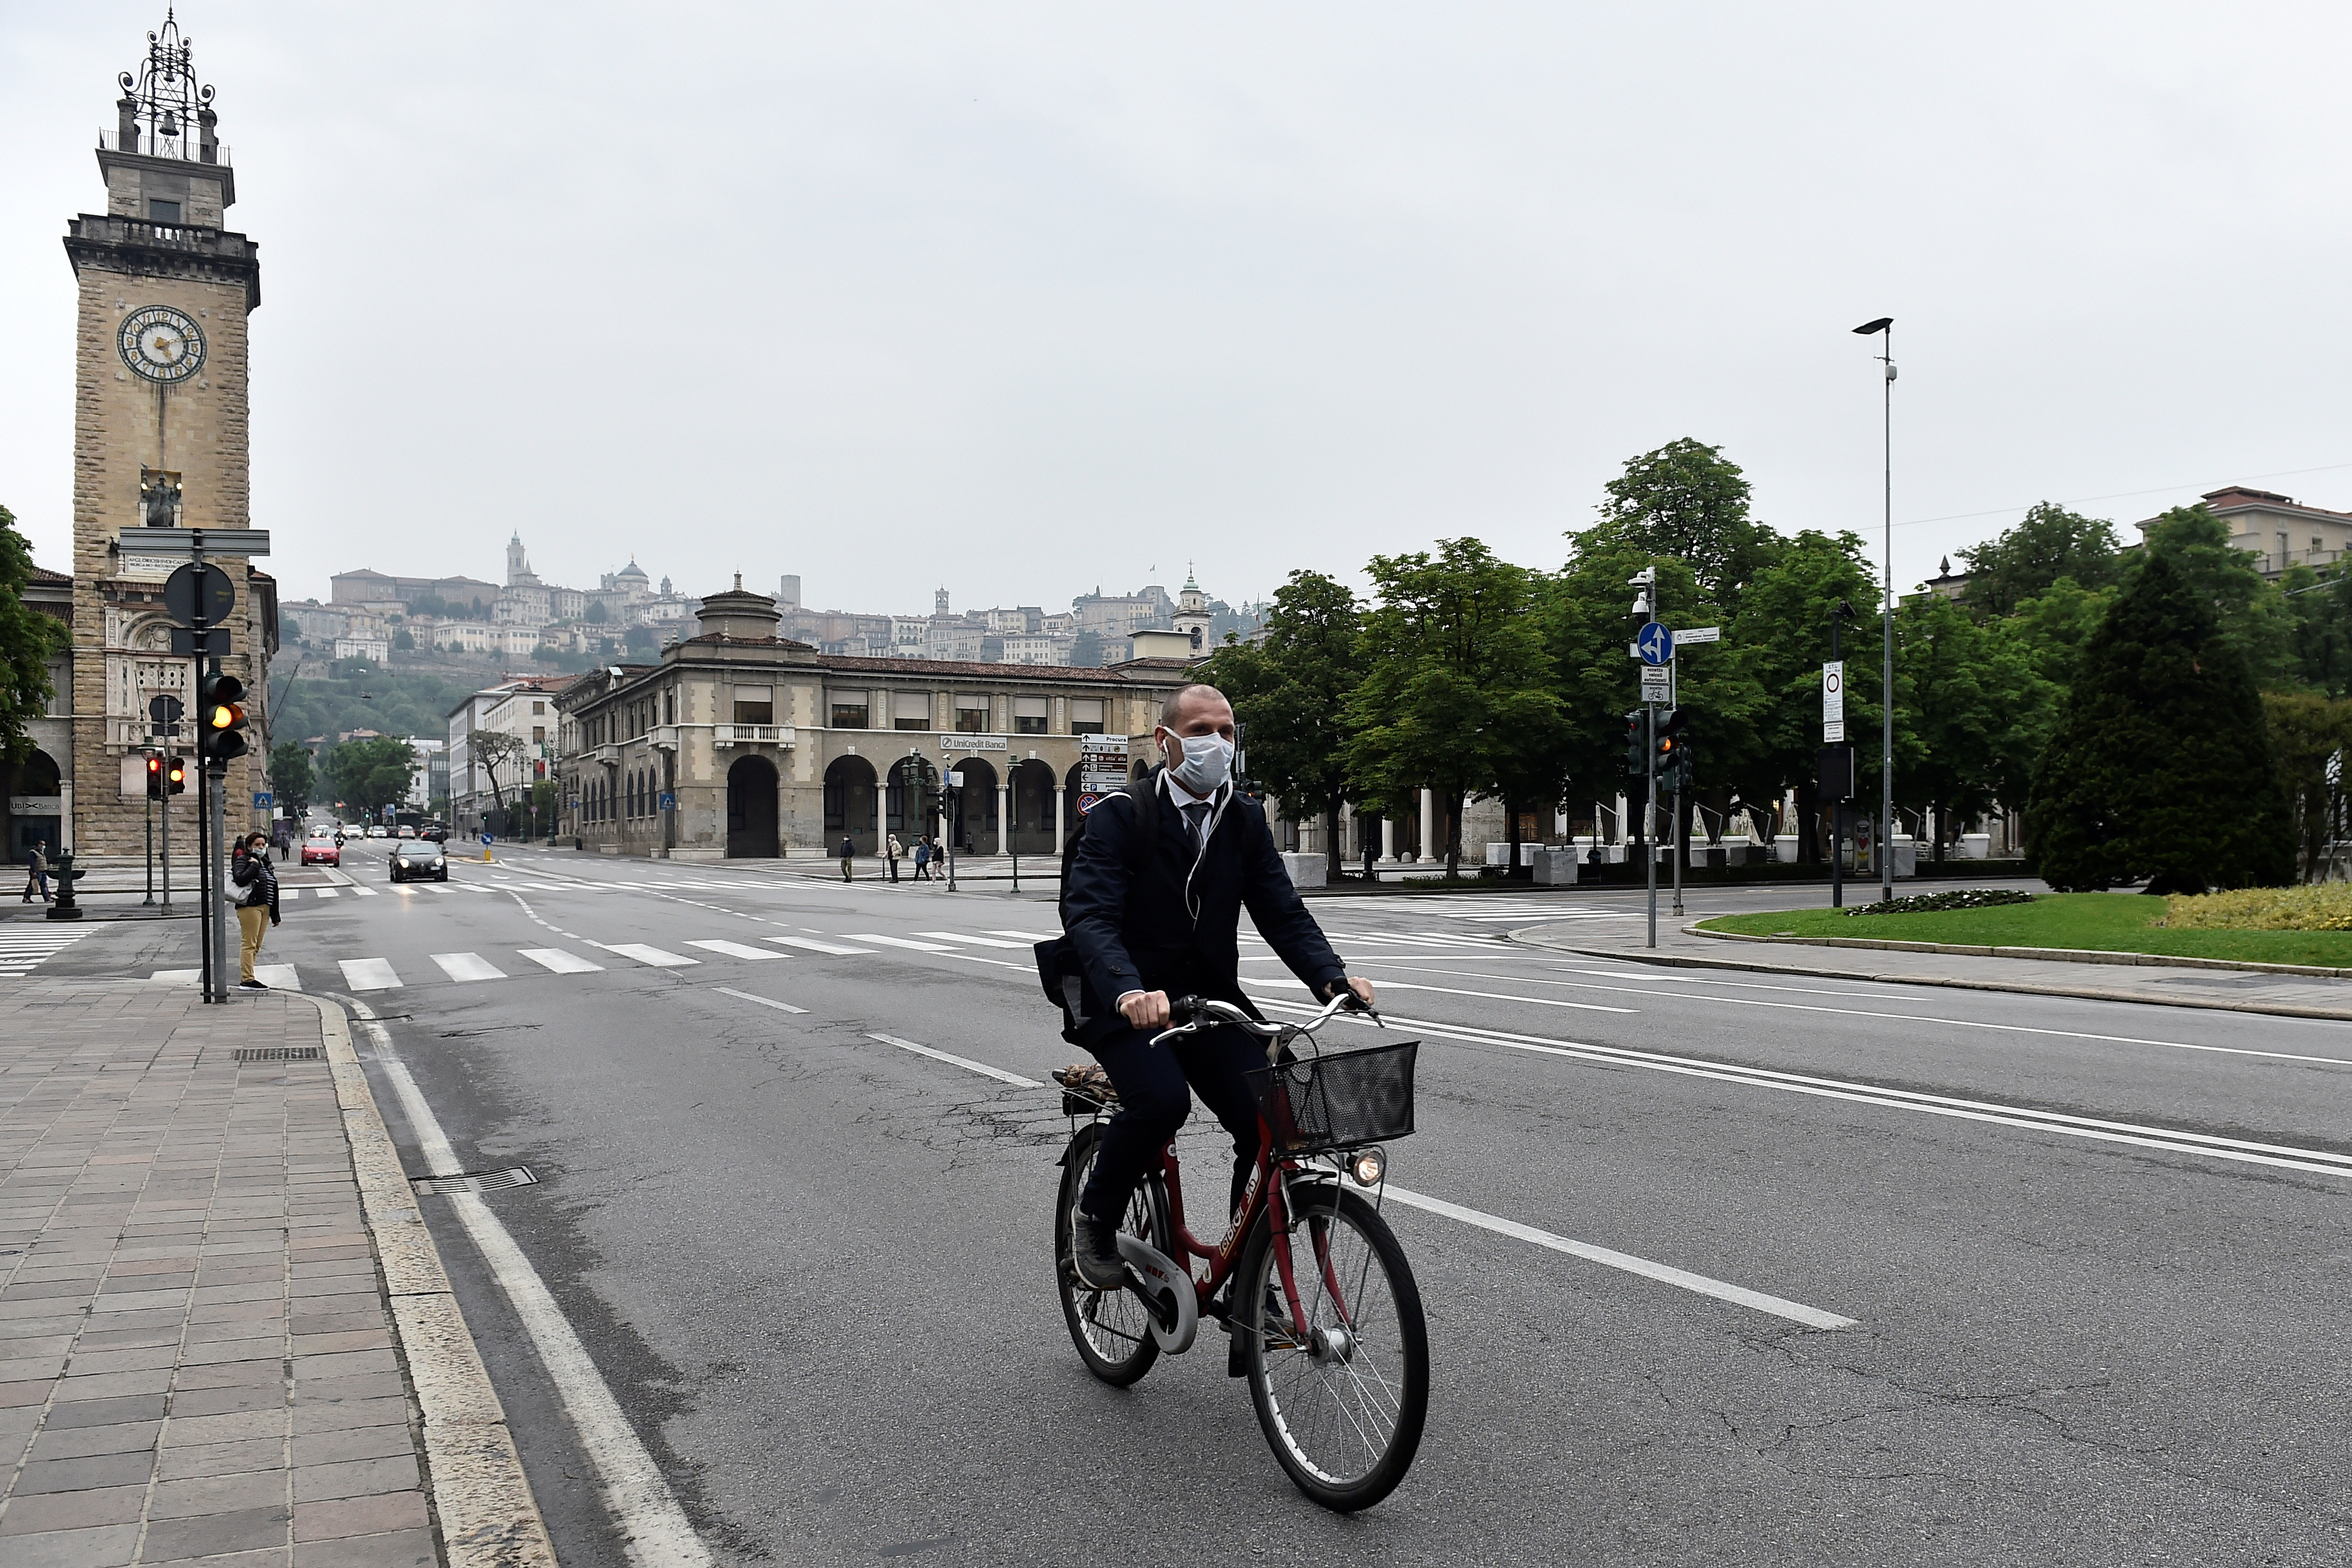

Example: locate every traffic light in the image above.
[166,755,188,796]
[1655,709,1689,789]
[198,670,248,763]
[146,752,164,799]
[1623,711,1649,778]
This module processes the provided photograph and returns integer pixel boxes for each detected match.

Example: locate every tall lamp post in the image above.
[1853,316,1896,903]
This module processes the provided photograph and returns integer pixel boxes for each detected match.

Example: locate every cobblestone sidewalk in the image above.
[0,982,535,1568]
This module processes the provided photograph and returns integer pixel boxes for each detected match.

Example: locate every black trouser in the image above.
[1079,1022,1266,1229]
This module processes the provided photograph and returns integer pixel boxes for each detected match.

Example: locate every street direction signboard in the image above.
[945,770,964,789]
[1639,666,1672,702]
[126,527,273,556]
[163,562,236,627]
[1076,735,1129,815]
[1823,660,1845,742]
[147,694,183,735]
[1635,622,1674,665]
[1678,625,1721,645]
[659,792,676,811]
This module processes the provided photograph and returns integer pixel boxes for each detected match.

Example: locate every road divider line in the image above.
[1379,1186,1855,1330]
[867,1032,1040,1088]
[1248,996,2352,1179]
[345,1000,713,1568]
[1368,980,1637,1015]
[716,987,807,1014]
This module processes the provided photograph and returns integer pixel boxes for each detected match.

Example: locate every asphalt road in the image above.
[40,843,2352,1566]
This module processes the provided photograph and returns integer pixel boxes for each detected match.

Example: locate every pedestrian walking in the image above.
[231,831,280,988]
[21,838,52,903]
[839,835,856,882]
[912,838,931,881]
[886,833,903,882]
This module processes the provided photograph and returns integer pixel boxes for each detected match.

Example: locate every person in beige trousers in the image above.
[231,831,280,988]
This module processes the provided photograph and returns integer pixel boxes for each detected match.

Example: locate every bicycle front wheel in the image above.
[1239,1184,1428,1511]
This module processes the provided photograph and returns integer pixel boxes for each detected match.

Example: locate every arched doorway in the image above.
[6,750,62,866]
[887,755,938,847]
[950,758,998,854]
[824,755,880,855]
[726,755,779,858]
[1011,759,1057,855]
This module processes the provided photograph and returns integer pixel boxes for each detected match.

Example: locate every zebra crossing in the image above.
[0,923,100,978]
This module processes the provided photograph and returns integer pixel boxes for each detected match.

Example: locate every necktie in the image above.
[1182,801,1211,852]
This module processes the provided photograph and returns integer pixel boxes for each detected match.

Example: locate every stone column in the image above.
[1381,815,1396,863]
[996,784,1010,856]
[1418,788,1436,863]
[1053,785,1066,854]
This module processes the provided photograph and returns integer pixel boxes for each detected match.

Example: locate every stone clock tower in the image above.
[63,11,272,858]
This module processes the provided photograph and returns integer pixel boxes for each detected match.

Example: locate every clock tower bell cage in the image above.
[62,9,274,859]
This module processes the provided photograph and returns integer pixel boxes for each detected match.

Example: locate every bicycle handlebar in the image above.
[1149,988,1372,1049]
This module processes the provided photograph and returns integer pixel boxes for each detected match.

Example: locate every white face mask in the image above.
[1162,730,1234,796]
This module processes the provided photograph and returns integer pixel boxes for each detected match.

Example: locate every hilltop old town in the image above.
[4,10,2352,1567]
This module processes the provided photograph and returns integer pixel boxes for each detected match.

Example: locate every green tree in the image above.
[1892,593,2054,858]
[467,729,531,820]
[392,627,415,650]
[2008,575,2116,692]
[1199,570,1363,878]
[2024,553,2292,893]
[2281,566,2352,696]
[1345,540,1562,876]
[319,736,419,822]
[2259,691,2352,882]
[269,741,314,812]
[1069,629,1105,668]
[0,505,66,764]
[1958,503,2124,620]
[2135,503,2294,689]
[1582,438,1775,611]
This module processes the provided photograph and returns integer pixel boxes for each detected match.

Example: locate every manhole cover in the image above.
[412,1166,538,1196]
[232,1046,323,1062]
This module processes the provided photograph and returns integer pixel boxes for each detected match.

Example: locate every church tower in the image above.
[63,10,269,856]
[1173,567,1212,652]
[506,532,538,586]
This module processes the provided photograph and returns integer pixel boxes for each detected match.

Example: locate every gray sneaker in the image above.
[1070,1212,1126,1293]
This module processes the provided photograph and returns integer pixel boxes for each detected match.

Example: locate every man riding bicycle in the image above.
[1062,682,1375,1292]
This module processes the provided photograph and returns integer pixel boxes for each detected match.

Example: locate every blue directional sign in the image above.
[1636,621,1674,665]
[252,791,273,808]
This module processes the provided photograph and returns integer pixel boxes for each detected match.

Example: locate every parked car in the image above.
[395,825,417,839]
[301,836,340,867]
[388,840,447,883]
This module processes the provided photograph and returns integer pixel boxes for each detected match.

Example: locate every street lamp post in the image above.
[1853,316,1896,902]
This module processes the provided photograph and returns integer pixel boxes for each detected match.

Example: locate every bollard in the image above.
[46,850,85,921]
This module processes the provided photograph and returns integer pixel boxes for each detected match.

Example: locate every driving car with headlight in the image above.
[389,839,449,883]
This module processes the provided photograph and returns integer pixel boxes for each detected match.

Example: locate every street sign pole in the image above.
[145,792,155,906]
[1668,655,1684,919]
[192,537,217,1002]
[160,763,173,915]
[1644,704,1657,949]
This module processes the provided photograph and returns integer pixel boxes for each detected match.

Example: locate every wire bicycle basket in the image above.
[1248,1040,1417,1155]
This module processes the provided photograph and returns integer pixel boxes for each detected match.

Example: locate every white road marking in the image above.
[1369,980,1638,1015]
[279,888,297,900]
[517,948,605,974]
[351,886,378,897]
[867,1032,1041,1088]
[253,964,301,990]
[1381,1186,1855,1330]
[763,936,874,956]
[716,987,807,1015]
[345,1001,713,1568]
[339,958,401,991]
[599,943,700,968]
[314,888,340,899]
[683,940,780,962]
[913,931,1029,948]
[842,933,958,952]
[431,952,508,983]
[1249,996,2352,1181]
[148,969,201,984]
[987,929,1062,941]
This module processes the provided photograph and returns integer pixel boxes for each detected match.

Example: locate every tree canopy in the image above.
[1958,504,2124,620]
[1199,570,1363,876]
[0,505,65,766]
[319,736,419,822]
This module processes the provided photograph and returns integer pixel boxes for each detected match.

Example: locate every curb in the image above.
[1505,927,2352,1022]
[303,994,559,1568]
[1685,923,2352,979]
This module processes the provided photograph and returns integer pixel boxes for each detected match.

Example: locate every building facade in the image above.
[2136,486,2352,578]
[446,675,573,833]
[62,16,277,857]
[553,584,1194,859]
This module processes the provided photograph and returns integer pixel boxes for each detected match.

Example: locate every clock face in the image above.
[119,305,207,384]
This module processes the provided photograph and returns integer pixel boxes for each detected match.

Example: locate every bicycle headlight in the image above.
[1347,1146,1386,1187]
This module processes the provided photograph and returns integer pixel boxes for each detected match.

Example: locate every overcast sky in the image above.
[4,2,2348,618]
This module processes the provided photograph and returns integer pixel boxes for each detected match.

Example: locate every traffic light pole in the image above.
[160,766,173,915]
[145,791,155,905]
[207,748,231,1003]
[1669,659,1684,919]
[1644,705,1657,950]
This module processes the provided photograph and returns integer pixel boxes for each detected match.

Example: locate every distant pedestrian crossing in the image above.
[0,924,99,978]
[137,905,1606,996]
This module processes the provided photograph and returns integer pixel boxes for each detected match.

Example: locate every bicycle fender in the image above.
[1115,1234,1198,1354]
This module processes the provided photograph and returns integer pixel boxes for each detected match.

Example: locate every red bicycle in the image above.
[1053,993,1429,1511]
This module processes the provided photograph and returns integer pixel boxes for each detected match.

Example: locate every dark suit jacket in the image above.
[1063,767,1347,1048]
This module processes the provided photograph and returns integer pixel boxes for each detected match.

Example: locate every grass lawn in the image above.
[1698,892,2352,969]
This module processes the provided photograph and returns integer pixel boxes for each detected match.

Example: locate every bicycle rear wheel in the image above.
[1239,1184,1428,1511]
[1055,1124,1171,1386]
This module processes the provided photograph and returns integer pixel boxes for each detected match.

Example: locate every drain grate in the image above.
[232,1046,324,1062]
[412,1165,538,1197]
